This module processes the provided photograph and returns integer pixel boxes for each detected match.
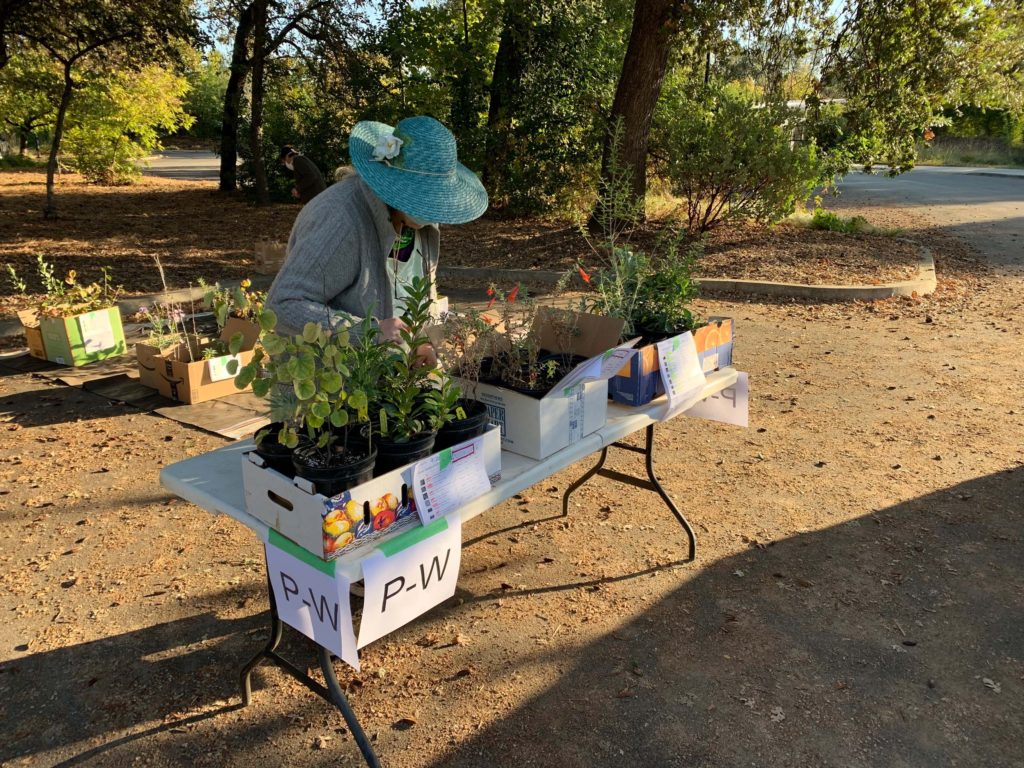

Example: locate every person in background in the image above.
[266,116,488,350]
[278,145,326,204]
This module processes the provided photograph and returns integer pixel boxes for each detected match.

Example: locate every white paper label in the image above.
[78,310,116,353]
[412,442,490,526]
[567,383,586,442]
[357,515,462,649]
[552,338,640,395]
[265,536,359,670]
[656,332,707,421]
[684,371,749,427]
[207,353,241,382]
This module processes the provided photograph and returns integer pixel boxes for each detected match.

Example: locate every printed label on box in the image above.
[412,442,490,525]
[78,310,116,353]
[265,530,359,670]
[568,384,585,442]
[207,354,242,382]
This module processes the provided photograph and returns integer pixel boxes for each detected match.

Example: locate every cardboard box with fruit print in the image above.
[242,427,501,561]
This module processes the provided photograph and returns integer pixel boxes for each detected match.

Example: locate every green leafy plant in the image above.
[436,307,498,404]
[232,307,371,462]
[374,276,462,441]
[199,277,265,357]
[5,264,27,294]
[24,259,124,318]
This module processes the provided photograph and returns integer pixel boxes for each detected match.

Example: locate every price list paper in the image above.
[655,331,707,421]
[412,442,491,525]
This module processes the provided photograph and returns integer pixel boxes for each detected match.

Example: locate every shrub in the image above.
[652,84,822,232]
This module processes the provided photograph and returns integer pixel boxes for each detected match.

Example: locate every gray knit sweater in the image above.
[267,175,439,337]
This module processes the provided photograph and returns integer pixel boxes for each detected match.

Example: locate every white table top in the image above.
[160,368,738,581]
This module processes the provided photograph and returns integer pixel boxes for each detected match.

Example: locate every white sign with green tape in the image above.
[357,515,463,649]
[265,530,360,670]
[656,331,707,421]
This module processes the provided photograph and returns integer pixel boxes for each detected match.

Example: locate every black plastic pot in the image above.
[435,399,490,451]
[292,439,376,497]
[255,422,295,477]
[365,428,437,476]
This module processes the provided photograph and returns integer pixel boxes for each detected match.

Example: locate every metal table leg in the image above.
[239,570,382,767]
[562,423,696,561]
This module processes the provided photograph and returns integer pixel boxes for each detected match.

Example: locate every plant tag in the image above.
[551,338,640,395]
[684,371,749,427]
[78,310,116,353]
[358,516,462,648]
[265,530,359,670]
[207,354,241,382]
[655,332,707,421]
[412,442,490,526]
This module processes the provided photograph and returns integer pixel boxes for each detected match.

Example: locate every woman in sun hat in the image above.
[266,116,488,343]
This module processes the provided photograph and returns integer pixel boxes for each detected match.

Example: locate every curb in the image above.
[438,247,937,302]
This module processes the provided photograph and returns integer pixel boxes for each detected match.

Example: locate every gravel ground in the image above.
[1,199,1022,767]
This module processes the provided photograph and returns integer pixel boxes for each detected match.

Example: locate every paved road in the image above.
[833,166,1024,270]
[142,149,221,180]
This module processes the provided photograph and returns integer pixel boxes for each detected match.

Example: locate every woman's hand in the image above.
[414,343,437,368]
[376,317,409,343]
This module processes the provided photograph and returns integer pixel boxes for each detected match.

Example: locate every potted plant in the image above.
[434,308,494,450]
[232,310,376,496]
[199,278,266,356]
[12,256,126,366]
[369,275,464,474]
[478,284,586,399]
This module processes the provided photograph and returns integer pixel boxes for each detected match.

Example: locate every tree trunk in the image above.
[249,0,270,205]
[599,0,682,213]
[219,2,255,192]
[449,0,475,146]
[18,129,27,156]
[483,1,529,199]
[44,63,74,219]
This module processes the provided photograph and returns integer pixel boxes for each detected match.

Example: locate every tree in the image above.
[0,46,58,155]
[3,0,194,217]
[63,64,193,184]
[209,0,336,194]
[182,48,230,139]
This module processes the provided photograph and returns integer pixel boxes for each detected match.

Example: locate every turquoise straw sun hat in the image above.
[349,116,488,225]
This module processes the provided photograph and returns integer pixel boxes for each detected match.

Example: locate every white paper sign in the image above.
[265,533,360,670]
[684,371,749,427]
[357,515,462,649]
[551,338,640,395]
[78,310,116,353]
[412,441,490,525]
[655,332,707,421]
[207,353,242,382]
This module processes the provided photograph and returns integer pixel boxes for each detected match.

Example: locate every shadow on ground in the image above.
[424,468,1024,768]
[2,467,1019,767]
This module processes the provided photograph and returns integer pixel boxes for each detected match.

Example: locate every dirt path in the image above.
[0,206,1022,767]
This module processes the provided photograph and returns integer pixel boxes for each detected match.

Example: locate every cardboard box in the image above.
[254,240,287,274]
[453,308,626,460]
[608,317,734,406]
[22,306,127,366]
[467,378,609,460]
[242,426,502,560]
[16,309,46,360]
[138,317,260,403]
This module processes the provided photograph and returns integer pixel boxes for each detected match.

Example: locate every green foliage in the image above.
[653,83,821,232]
[373,276,462,441]
[0,47,58,152]
[12,257,124,317]
[63,64,193,184]
[181,48,228,140]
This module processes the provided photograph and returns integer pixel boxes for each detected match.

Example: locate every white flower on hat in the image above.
[372,133,403,162]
